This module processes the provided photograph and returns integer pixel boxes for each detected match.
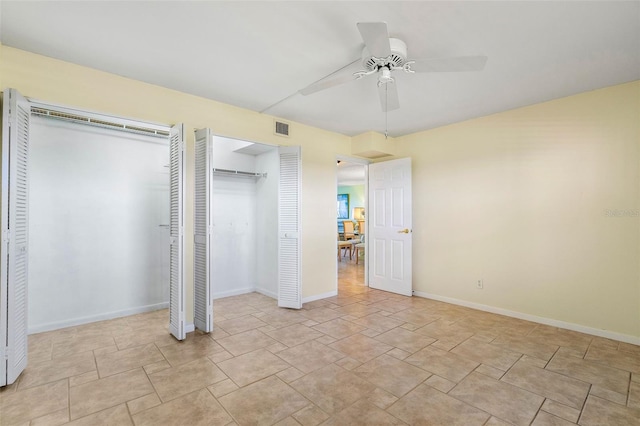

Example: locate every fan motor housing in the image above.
[361,38,408,70]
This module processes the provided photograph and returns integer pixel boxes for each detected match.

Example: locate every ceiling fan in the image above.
[299,22,488,112]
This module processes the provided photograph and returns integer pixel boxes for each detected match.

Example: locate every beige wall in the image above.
[0,45,350,322]
[395,81,640,339]
[2,44,639,340]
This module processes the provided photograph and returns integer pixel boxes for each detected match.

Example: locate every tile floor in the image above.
[1,261,640,425]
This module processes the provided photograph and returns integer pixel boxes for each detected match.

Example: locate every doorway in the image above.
[336,159,368,292]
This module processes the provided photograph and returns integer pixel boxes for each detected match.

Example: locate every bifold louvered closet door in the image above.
[169,124,186,340]
[1,89,30,386]
[278,146,302,309]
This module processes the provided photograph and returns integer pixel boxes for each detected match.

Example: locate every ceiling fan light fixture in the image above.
[361,38,407,71]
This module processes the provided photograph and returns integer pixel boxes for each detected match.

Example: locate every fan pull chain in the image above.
[384,83,388,139]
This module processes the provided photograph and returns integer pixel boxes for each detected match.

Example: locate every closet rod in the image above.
[212,168,267,178]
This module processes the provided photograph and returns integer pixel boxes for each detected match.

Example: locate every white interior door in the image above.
[278,146,302,309]
[368,157,412,296]
[169,124,186,340]
[1,88,30,385]
[193,128,213,332]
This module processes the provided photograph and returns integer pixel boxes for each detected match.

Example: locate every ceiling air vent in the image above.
[274,120,290,137]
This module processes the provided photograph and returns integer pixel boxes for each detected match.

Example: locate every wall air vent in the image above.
[274,120,290,137]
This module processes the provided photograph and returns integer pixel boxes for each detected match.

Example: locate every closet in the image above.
[193,129,301,332]
[1,88,187,386]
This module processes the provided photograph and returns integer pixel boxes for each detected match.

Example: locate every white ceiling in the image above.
[1,1,638,137]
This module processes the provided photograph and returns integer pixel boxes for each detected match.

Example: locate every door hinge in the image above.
[3,347,10,361]
[2,230,10,244]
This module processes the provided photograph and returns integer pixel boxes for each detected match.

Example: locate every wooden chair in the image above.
[337,233,352,261]
[342,220,356,240]
[357,220,365,236]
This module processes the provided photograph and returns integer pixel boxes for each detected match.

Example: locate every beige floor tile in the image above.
[490,334,559,361]
[290,364,375,414]
[217,329,278,356]
[133,388,232,426]
[388,384,490,425]
[218,348,290,387]
[629,381,640,409]
[328,334,392,363]
[501,361,590,409]
[374,327,436,354]
[274,416,302,426]
[142,360,171,375]
[276,340,345,374]
[352,313,404,333]
[51,334,115,359]
[96,342,164,378]
[208,378,240,398]
[217,315,268,335]
[66,404,132,426]
[424,374,456,393]
[531,410,576,425]
[353,353,430,397]
[619,342,640,356]
[277,367,306,383]
[127,393,161,415]
[69,371,99,387]
[484,417,512,426]
[367,300,413,314]
[334,356,362,370]
[18,350,95,389]
[266,324,325,347]
[546,353,630,394]
[291,404,329,426]
[405,345,480,383]
[541,399,581,423]
[158,334,224,366]
[527,326,592,353]
[148,357,227,402]
[389,309,441,327]
[449,372,544,426]
[415,320,474,343]
[589,384,629,405]
[311,318,366,340]
[257,310,307,328]
[475,363,506,380]
[367,387,399,410]
[332,302,381,318]
[386,347,411,360]
[579,395,640,426]
[0,379,68,425]
[113,326,177,350]
[300,307,344,323]
[585,345,640,374]
[29,407,69,426]
[451,338,521,371]
[219,376,309,425]
[322,399,405,425]
[69,368,153,420]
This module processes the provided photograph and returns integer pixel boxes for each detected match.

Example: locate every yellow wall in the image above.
[395,81,640,339]
[2,44,639,340]
[0,45,349,322]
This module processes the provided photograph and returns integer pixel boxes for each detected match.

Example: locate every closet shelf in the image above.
[212,168,267,179]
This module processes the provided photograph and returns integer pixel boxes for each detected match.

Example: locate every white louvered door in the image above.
[169,124,186,340]
[278,146,302,309]
[193,128,213,332]
[1,89,30,386]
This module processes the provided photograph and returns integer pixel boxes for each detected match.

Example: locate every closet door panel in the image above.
[169,124,186,340]
[1,88,30,385]
[278,146,301,309]
[194,128,213,332]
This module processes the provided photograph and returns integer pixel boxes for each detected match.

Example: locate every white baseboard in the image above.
[302,290,338,304]
[255,287,277,299]
[212,287,255,300]
[184,322,195,334]
[413,291,640,346]
[28,302,169,334]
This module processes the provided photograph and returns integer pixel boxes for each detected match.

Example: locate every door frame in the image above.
[336,155,370,289]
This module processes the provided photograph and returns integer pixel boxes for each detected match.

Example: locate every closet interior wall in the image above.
[210,136,278,299]
[29,116,170,333]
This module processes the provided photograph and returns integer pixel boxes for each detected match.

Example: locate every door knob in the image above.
[397,228,411,234]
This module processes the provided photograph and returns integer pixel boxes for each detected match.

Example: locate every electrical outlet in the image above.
[476,279,483,289]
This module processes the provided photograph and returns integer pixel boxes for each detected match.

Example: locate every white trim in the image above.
[184,323,195,334]
[212,287,255,300]
[413,291,640,346]
[28,302,169,334]
[302,290,338,304]
[255,288,277,300]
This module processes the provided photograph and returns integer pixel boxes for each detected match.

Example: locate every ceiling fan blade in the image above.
[299,59,363,96]
[357,22,391,58]
[378,81,400,112]
[410,56,488,72]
